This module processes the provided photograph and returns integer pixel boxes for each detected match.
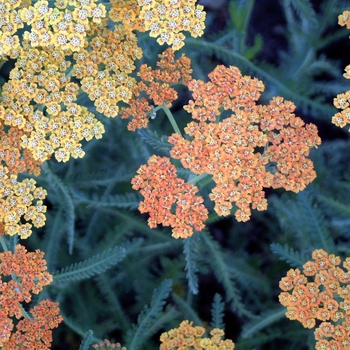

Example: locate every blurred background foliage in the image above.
[11,0,350,349]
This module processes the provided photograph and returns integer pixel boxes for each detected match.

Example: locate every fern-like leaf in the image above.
[183,234,199,295]
[201,230,254,318]
[137,128,172,154]
[210,293,225,330]
[289,0,317,25]
[127,279,172,350]
[242,307,286,338]
[297,191,335,252]
[75,192,141,211]
[78,330,94,350]
[172,293,203,326]
[41,162,76,254]
[53,245,128,284]
[318,194,350,217]
[270,243,308,268]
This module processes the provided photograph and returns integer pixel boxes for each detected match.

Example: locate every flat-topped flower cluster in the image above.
[279,249,350,349]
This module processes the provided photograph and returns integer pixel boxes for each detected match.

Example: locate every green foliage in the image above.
[53,244,128,284]
[6,1,350,349]
[126,279,173,350]
[183,233,200,295]
[210,293,225,330]
[270,243,308,268]
[78,330,94,350]
[241,307,287,339]
[201,230,255,319]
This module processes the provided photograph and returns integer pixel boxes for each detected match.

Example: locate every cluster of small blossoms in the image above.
[159,320,235,349]
[0,245,62,348]
[20,0,107,52]
[109,0,144,31]
[2,300,62,350]
[168,65,321,222]
[0,1,111,163]
[93,339,127,350]
[74,23,143,118]
[1,42,106,162]
[0,166,47,238]
[279,249,350,349]
[138,0,206,50]
[332,10,350,131]
[0,0,27,59]
[131,155,208,239]
[120,48,193,130]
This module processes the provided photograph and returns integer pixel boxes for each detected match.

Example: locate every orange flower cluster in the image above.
[279,249,350,349]
[93,339,127,350]
[138,0,206,50]
[332,10,350,131]
[159,320,235,349]
[2,300,62,350]
[120,48,192,130]
[131,155,208,239]
[0,245,62,348]
[169,65,321,221]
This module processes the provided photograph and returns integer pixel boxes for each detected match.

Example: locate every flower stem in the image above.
[162,104,182,136]
[0,236,9,251]
[188,173,209,185]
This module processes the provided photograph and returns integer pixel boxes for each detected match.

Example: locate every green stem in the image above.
[237,0,255,54]
[0,236,9,251]
[188,173,209,185]
[162,104,182,136]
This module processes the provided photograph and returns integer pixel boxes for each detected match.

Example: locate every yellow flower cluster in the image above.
[0,167,46,238]
[138,0,206,50]
[159,320,235,349]
[76,24,142,118]
[0,0,202,167]
[0,0,26,59]
[1,46,105,163]
[279,249,350,349]
[332,10,350,130]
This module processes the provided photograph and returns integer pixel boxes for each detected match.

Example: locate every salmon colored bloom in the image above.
[120,48,192,131]
[279,249,350,349]
[131,155,208,238]
[0,245,61,348]
[169,65,320,222]
[332,11,350,131]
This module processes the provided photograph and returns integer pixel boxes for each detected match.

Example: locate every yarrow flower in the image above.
[0,244,62,348]
[279,249,350,349]
[159,320,235,349]
[169,65,321,222]
[332,10,350,131]
[0,166,47,238]
[138,0,206,50]
[120,48,192,131]
[93,339,127,350]
[131,155,208,239]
